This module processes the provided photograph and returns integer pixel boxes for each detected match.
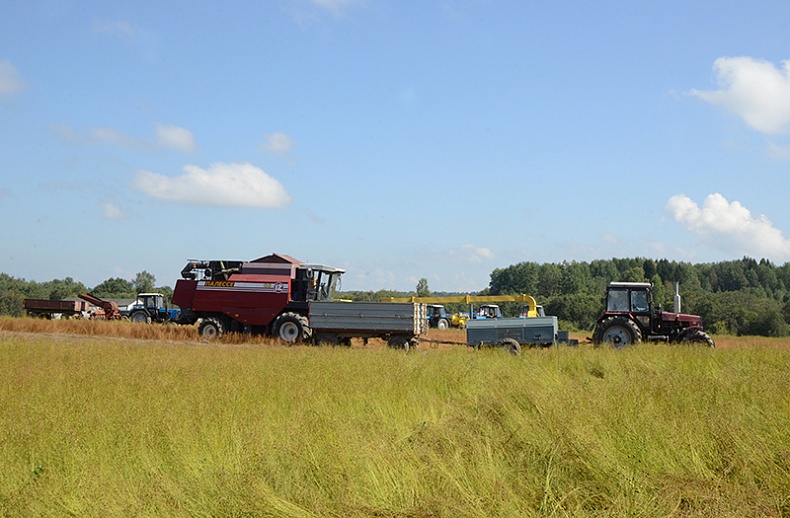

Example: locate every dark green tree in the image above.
[416,278,430,298]
[133,271,156,294]
[91,278,135,298]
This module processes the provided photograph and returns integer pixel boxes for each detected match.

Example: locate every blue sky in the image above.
[2,0,790,292]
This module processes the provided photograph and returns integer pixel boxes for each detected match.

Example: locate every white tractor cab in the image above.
[521,304,546,318]
[474,304,502,319]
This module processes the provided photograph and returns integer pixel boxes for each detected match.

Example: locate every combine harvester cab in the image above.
[172,253,425,348]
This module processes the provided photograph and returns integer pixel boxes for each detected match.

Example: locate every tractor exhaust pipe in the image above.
[674,282,681,314]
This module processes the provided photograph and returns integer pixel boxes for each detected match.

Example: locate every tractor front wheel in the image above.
[594,316,642,348]
[681,330,715,348]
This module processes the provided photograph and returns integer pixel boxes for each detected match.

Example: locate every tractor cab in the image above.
[474,304,502,319]
[605,282,652,314]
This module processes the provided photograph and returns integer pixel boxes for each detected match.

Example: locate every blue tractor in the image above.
[128,293,180,324]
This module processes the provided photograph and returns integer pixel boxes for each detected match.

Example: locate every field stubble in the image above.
[0,317,789,517]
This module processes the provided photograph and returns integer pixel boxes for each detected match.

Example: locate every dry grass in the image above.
[2,316,785,351]
[1,316,790,516]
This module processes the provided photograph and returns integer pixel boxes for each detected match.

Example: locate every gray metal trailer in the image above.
[466,316,560,354]
[308,301,427,351]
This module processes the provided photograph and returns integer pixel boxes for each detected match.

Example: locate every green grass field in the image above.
[1,321,789,516]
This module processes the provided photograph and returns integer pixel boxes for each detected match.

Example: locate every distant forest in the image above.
[346,257,790,337]
[3,257,790,336]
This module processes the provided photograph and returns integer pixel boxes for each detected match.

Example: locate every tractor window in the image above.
[607,290,629,312]
[631,291,649,312]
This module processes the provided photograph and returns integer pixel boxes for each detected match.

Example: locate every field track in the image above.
[1,316,787,350]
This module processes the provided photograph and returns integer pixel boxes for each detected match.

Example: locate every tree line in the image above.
[0,271,170,317]
[345,257,790,337]
[3,257,790,336]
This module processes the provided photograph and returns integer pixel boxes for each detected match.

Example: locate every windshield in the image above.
[314,270,342,301]
[607,289,629,312]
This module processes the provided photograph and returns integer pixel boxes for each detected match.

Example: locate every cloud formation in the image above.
[448,244,495,264]
[155,124,197,152]
[260,131,294,155]
[666,193,790,260]
[101,201,128,220]
[132,162,292,209]
[690,57,790,134]
[0,59,24,97]
[93,19,137,38]
[311,0,357,14]
[51,123,197,152]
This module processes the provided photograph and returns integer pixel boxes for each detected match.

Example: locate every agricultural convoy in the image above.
[22,253,715,351]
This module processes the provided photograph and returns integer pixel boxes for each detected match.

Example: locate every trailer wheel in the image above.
[387,335,410,352]
[130,311,151,324]
[199,317,225,339]
[500,338,522,356]
[593,316,642,348]
[681,330,715,348]
[274,313,308,343]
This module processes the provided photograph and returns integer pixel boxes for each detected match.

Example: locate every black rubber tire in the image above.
[594,316,642,348]
[437,318,449,329]
[500,338,522,356]
[274,312,309,343]
[130,311,151,324]
[682,330,715,348]
[198,317,225,339]
[387,335,410,352]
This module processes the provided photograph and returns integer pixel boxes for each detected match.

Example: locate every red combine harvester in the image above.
[172,253,425,348]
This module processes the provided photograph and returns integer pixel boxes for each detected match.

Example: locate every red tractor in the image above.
[592,282,714,348]
[172,253,344,340]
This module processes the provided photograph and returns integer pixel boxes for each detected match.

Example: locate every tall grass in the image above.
[0,329,789,516]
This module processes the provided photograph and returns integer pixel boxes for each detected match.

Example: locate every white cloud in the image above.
[311,0,357,14]
[665,193,790,260]
[52,123,197,152]
[448,244,495,264]
[102,202,127,220]
[131,162,292,209]
[93,19,136,38]
[0,59,24,97]
[92,127,141,148]
[690,57,790,134]
[156,124,197,152]
[260,131,294,155]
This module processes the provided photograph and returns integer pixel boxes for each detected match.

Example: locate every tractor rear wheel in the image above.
[436,318,449,329]
[274,313,309,343]
[682,330,715,348]
[594,316,642,348]
[130,311,151,324]
[199,317,225,339]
